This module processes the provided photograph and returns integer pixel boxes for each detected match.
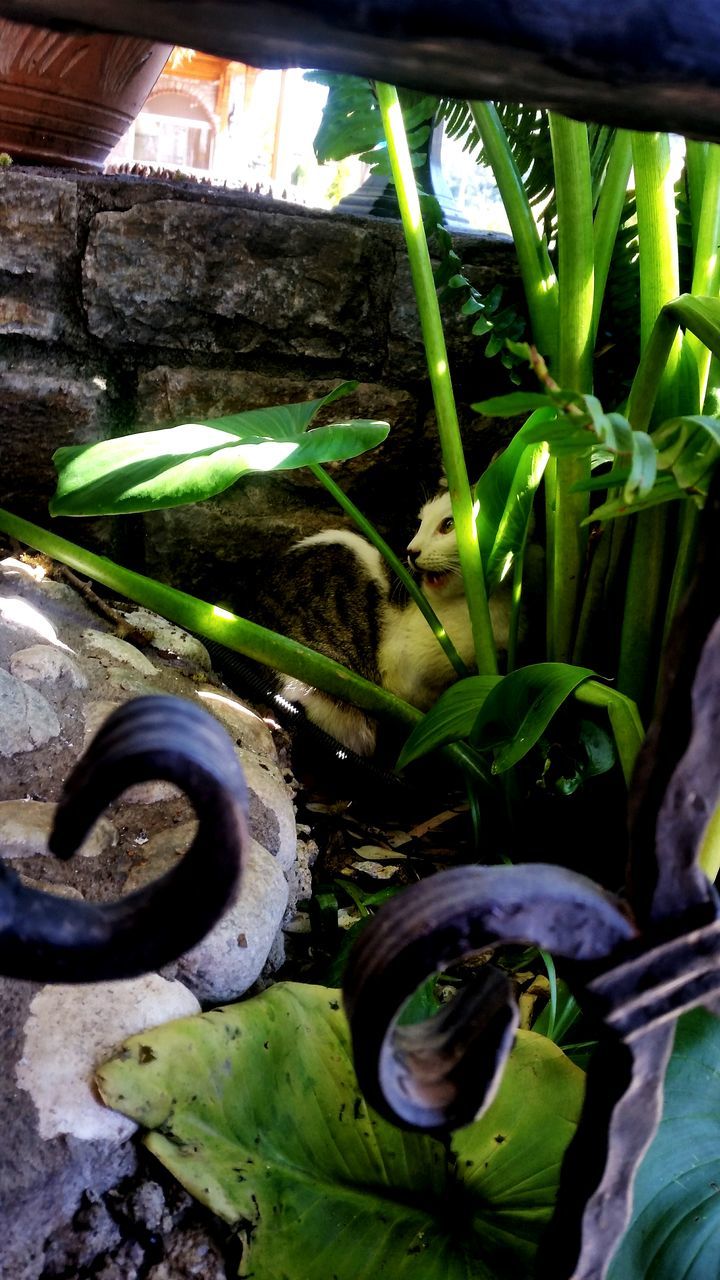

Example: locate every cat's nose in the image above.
[407,547,420,566]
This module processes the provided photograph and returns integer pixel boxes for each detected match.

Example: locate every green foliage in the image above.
[608,1010,720,1280]
[398,663,596,776]
[397,676,501,769]
[306,72,436,171]
[473,407,551,590]
[471,663,595,773]
[51,383,389,517]
[433,227,528,381]
[96,981,585,1280]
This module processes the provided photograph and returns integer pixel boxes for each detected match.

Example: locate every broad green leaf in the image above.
[474,408,556,572]
[453,1029,584,1265]
[397,675,501,769]
[607,1009,720,1280]
[582,474,687,523]
[307,71,436,168]
[666,294,720,360]
[472,392,554,417]
[51,384,390,517]
[96,982,584,1280]
[654,415,720,491]
[471,663,595,773]
[485,439,549,592]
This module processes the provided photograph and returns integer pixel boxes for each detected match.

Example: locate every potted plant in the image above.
[0,15,170,168]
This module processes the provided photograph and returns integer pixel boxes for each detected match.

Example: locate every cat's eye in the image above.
[439,517,454,534]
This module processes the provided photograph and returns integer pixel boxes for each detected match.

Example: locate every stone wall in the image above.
[0,166,521,606]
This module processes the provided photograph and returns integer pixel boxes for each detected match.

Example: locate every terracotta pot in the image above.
[0,18,171,169]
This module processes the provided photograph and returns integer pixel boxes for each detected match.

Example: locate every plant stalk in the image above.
[0,507,421,730]
[686,139,708,257]
[591,129,633,346]
[619,134,681,707]
[467,101,558,357]
[687,143,720,407]
[546,113,595,662]
[376,81,497,676]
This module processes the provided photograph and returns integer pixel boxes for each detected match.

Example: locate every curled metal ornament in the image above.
[0,695,248,982]
[344,586,720,1277]
[345,863,636,1131]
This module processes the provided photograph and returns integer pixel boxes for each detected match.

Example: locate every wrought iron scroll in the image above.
[0,695,248,982]
[344,473,720,1280]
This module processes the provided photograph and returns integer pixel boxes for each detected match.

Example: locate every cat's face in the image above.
[407,490,465,598]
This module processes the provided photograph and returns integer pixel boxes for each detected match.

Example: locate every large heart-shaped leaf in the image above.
[96,982,584,1280]
[607,1008,720,1280]
[471,663,595,773]
[51,382,389,517]
[397,675,501,769]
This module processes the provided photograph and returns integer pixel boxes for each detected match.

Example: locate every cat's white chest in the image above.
[378,593,476,709]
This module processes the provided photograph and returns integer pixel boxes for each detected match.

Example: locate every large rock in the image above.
[0,171,78,344]
[83,200,395,368]
[0,351,112,518]
[0,549,300,1277]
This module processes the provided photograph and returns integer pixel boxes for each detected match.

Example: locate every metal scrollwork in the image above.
[0,695,248,983]
[345,476,720,1278]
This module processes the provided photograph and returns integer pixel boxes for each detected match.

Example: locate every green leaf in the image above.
[51,384,389,517]
[475,408,555,581]
[582,474,687,523]
[397,676,502,769]
[484,439,550,593]
[666,293,720,361]
[471,663,596,773]
[307,71,436,173]
[607,1008,720,1280]
[96,982,584,1280]
[472,392,554,417]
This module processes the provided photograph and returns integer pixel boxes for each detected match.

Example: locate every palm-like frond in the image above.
[438,102,617,249]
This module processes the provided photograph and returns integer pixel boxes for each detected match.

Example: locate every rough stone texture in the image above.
[0,976,138,1280]
[0,166,519,579]
[10,641,88,687]
[0,171,79,344]
[16,977,201,1143]
[0,552,300,1277]
[0,349,113,519]
[84,200,395,367]
[0,666,60,754]
[125,830,289,1003]
[0,798,116,859]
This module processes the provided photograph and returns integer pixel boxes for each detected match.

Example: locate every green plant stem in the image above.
[619,134,681,707]
[546,114,594,663]
[630,132,683,410]
[1,507,491,786]
[0,507,420,730]
[574,680,645,787]
[688,143,720,407]
[662,498,700,647]
[591,130,632,345]
[376,81,497,676]
[467,101,558,357]
[626,308,679,430]
[686,140,709,257]
[310,463,468,677]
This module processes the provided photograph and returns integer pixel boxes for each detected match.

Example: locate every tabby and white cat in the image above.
[252,490,508,755]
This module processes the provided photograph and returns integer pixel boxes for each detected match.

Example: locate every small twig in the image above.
[52,564,149,645]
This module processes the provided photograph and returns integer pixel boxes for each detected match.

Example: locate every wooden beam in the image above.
[2,0,720,141]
